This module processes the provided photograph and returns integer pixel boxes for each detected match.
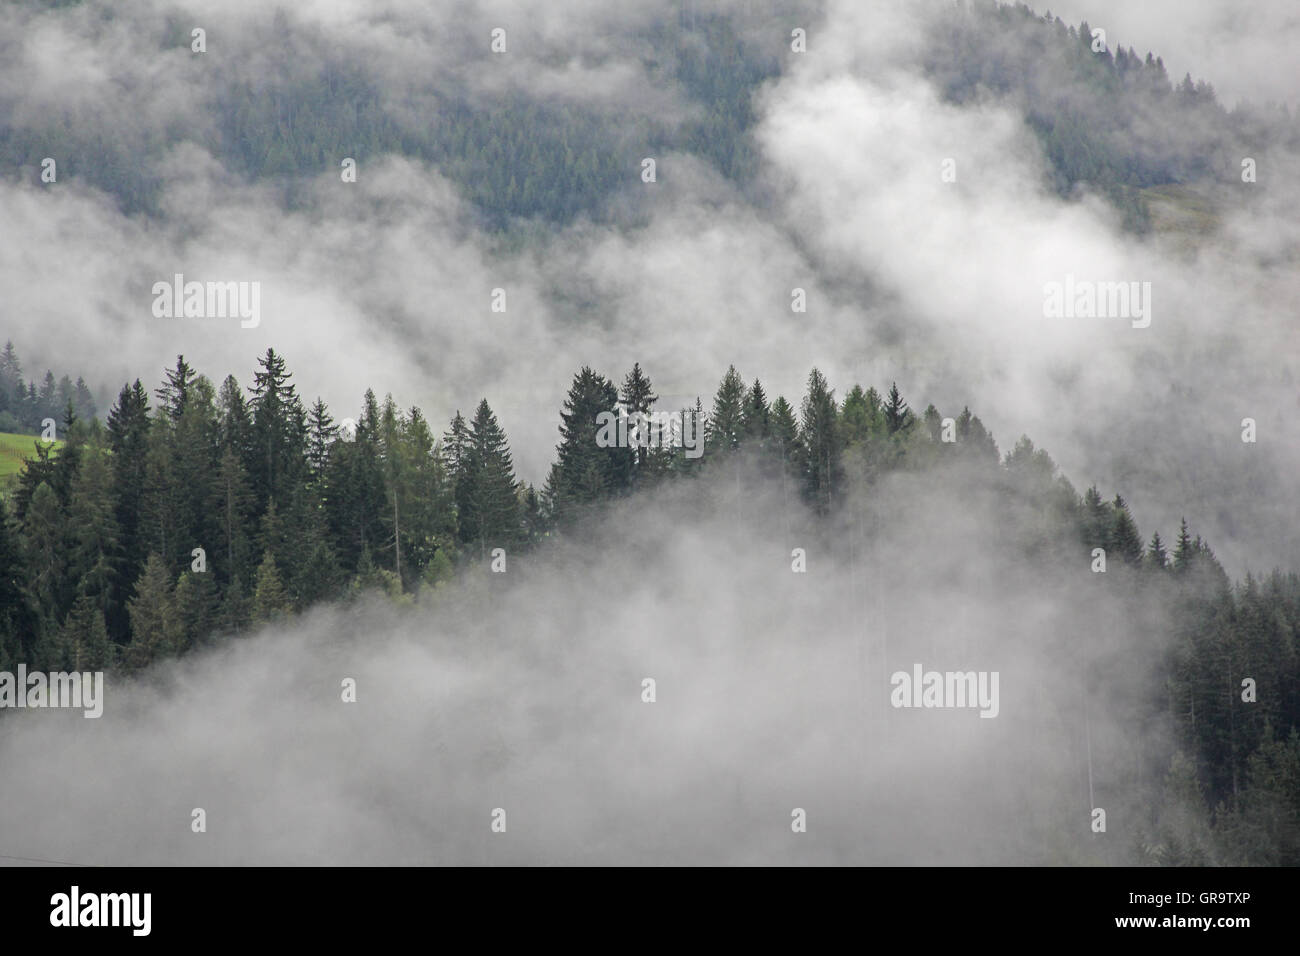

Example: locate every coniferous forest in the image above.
[1,344,1297,865]
[1,0,1298,885]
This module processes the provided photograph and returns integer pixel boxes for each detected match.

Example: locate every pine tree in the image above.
[126,554,180,668]
[1173,518,1195,573]
[1147,531,1169,571]
[0,341,21,400]
[325,392,387,575]
[742,379,770,440]
[547,367,623,522]
[22,481,66,637]
[306,397,337,482]
[60,593,113,671]
[217,375,252,459]
[459,399,521,554]
[73,377,96,423]
[954,407,997,462]
[707,365,746,453]
[105,380,151,642]
[442,411,470,485]
[295,537,344,608]
[1083,485,1109,549]
[247,348,308,514]
[155,355,198,422]
[173,570,219,652]
[840,385,873,446]
[799,368,841,512]
[0,498,38,667]
[212,445,255,591]
[884,381,911,435]
[251,550,291,625]
[37,371,57,427]
[619,363,659,482]
[1111,494,1145,567]
[385,406,454,583]
[770,396,800,466]
[67,443,119,619]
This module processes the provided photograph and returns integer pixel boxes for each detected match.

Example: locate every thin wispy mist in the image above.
[2,0,1295,576]
[0,0,1294,867]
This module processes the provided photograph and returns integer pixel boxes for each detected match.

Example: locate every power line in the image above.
[0,852,100,867]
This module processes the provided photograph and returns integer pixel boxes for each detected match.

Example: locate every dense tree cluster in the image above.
[924,2,1300,231]
[12,6,1290,231]
[1,348,1295,864]
[0,12,776,226]
[0,341,97,435]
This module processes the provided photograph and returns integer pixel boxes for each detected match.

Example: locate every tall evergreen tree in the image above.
[251,549,291,625]
[1111,494,1145,567]
[1147,531,1169,571]
[105,380,151,642]
[306,397,337,483]
[247,348,307,514]
[1174,518,1195,573]
[0,498,38,667]
[770,396,800,465]
[125,553,180,669]
[884,381,911,435]
[742,379,771,440]
[546,367,623,522]
[459,399,521,555]
[799,368,842,512]
[707,365,746,453]
[620,363,658,481]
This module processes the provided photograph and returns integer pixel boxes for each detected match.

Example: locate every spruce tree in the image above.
[460,399,521,554]
[126,553,180,668]
[105,380,151,642]
[60,594,113,671]
[247,348,308,514]
[884,382,911,435]
[22,481,66,636]
[707,365,746,453]
[799,368,841,512]
[547,367,623,522]
[173,570,220,652]
[770,396,800,466]
[0,498,38,667]
[1173,518,1195,573]
[1147,531,1169,571]
[251,550,291,625]
[619,363,658,481]
[742,379,770,440]
[1111,494,1145,567]
[306,397,337,483]
[840,385,873,446]
[155,355,198,422]
[1083,485,1109,550]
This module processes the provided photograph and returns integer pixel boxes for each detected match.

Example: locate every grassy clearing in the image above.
[0,431,60,489]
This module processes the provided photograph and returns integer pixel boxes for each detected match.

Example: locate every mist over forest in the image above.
[0,0,1297,866]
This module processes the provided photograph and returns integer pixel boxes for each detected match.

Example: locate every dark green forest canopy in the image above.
[0,346,1297,864]
[3,3,1292,229]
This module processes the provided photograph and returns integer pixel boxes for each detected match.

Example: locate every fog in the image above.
[3,0,1295,575]
[0,458,1158,865]
[0,0,1293,863]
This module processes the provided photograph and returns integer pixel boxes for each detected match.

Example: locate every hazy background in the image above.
[0,0,1293,864]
